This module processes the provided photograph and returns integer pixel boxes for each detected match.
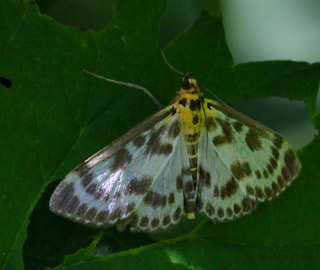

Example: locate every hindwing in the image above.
[197,99,301,221]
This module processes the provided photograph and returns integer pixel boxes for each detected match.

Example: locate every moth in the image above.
[49,70,301,232]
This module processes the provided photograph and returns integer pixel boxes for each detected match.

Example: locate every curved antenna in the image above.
[198,82,229,106]
[161,51,184,76]
[83,69,163,109]
[161,50,235,109]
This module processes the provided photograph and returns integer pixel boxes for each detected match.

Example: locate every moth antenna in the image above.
[161,50,184,76]
[161,51,235,109]
[161,51,225,102]
[83,69,163,109]
[198,82,224,104]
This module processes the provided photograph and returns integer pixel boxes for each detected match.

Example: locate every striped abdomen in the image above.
[178,94,203,218]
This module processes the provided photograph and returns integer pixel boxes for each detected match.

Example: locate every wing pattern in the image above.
[197,99,301,221]
[50,94,301,230]
[50,105,190,231]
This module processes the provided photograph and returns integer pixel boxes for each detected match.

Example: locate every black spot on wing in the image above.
[205,204,215,217]
[116,220,128,232]
[204,117,217,131]
[241,197,257,212]
[224,176,238,198]
[95,107,172,164]
[50,183,75,211]
[130,214,139,229]
[85,208,97,221]
[199,167,211,187]
[230,161,252,180]
[143,191,167,208]
[267,163,274,175]
[264,187,273,199]
[255,170,262,179]
[81,173,94,188]
[284,149,301,177]
[158,143,173,155]
[255,187,264,199]
[173,207,182,221]
[133,134,147,148]
[209,100,271,137]
[127,176,153,195]
[170,106,177,116]
[151,218,160,228]
[271,146,280,160]
[232,121,243,133]
[226,208,233,217]
[65,195,80,215]
[110,148,133,172]
[246,185,254,195]
[245,129,262,151]
[277,176,285,189]
[75,203,88,218]
[95,210,109,223]
[213,186,219,197]
[176,175,183,191]
[281,166,290,183]
[167,120,181,139]
[145,125,168,156]
[168,192,175,204]
[272,182,280,195]
[212,118,233,146]
[217,208,225,218]
[125,202,136,215]
[140,216,149,227]
[74,162,91,177]
[162,215,171,226]
[109,207,124,221]
[273,134,284,149]
[207,102,215,110]
[86,183,97,195]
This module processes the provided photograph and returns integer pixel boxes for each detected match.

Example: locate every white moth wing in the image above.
[197,123,257,221]
[131,132,189,231]
[50,105,187,231]
[197,99,301,221]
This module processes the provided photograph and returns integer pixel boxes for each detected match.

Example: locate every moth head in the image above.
[181,73,199,92]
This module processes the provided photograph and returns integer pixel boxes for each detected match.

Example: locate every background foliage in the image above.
[0,0,319,269]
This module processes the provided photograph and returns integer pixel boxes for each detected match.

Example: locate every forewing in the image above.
[49,105,186,231]
[197,99,301,221]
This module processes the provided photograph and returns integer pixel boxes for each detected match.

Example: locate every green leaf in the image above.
[56,232,103,268]
[0,1,319,269]
[0,0,166,268]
